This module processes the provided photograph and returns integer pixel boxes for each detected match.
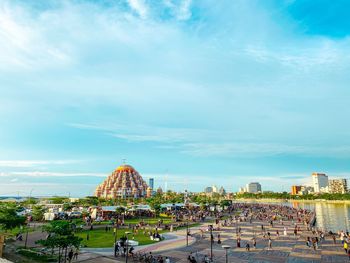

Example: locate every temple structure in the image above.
[94,164,150,199]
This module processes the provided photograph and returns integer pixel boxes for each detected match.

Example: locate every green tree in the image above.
[37,221,82,263]
[31,205,46,221]
[0,203,26,232]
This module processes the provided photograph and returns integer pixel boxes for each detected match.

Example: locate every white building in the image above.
[245,182,262,193]
[312,173,328,193]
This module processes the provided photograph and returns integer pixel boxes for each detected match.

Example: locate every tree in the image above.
[63,203,73,212]
[0,203,26,232]
[37,221,82,263]
[49,197,69,204]
[31,205,46,221]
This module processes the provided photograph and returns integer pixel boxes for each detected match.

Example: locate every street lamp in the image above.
[114,224,118,257]
[24,223,29,249]
[186,219,189,246]
[125,231,131,263]
[208,224,213,261]
[222,245,231,263]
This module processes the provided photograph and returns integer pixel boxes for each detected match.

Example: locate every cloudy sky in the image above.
[1,0,350,196]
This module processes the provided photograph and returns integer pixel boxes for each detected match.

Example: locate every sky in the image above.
[1,0,350,196]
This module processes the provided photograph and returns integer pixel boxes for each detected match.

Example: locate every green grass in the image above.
[76,222,201,248]
[17,248,57,262]
[76,228,164,248]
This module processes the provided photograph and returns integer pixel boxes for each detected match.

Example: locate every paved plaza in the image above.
[74,218,349,262]
[5,207,349,262]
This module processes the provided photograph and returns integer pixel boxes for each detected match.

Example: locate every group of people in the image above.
[187,252,211,263]
[114,236,135,257]
[135,252,171,263]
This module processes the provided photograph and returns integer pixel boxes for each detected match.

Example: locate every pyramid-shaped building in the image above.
[94,164,151,199]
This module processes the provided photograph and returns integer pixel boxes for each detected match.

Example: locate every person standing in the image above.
[268,238,272,250]
[68,249,74,263]
[253,237,256,249]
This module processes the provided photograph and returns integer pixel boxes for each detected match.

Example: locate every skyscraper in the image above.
[149,178,154,190]
[312,173,328,193]
[246,182,262,193]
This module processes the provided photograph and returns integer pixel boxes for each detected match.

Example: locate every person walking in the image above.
[73,249,79,260]
[245,242,250,251]
[268,238,272,250]
[253,237,256,249]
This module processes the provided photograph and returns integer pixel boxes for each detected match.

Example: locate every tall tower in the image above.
[149,178,154,190]
[312,173,328,193]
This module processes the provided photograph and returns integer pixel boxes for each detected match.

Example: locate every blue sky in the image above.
[1,0,350,196]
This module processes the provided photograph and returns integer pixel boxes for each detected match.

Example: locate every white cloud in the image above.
[0,171,105,177]
[0,2,72,70]
[163,0,192,20]
[0,160,79,168]
[127,0,148,19]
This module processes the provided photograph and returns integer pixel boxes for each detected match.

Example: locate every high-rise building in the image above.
[246,182,262,193]
[329,179,348,194]
[291,185,302,195]
[149,178,154,190]
[204,187,213,193]
[312,173,328,193]
[212,185,218,193]
[219,186,226,195]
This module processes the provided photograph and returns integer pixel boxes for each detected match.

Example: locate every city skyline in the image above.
[2,0,350,196]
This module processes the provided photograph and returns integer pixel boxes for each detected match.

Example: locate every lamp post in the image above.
[125,232,131,263]
[208,224,213,261]
[222,245,231,263]
[186,219,189,246]
[114,224,118,257]
[24,223,29,249]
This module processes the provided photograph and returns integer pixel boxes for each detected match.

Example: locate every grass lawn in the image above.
[76,221,201,248]
[76,228,163,248]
